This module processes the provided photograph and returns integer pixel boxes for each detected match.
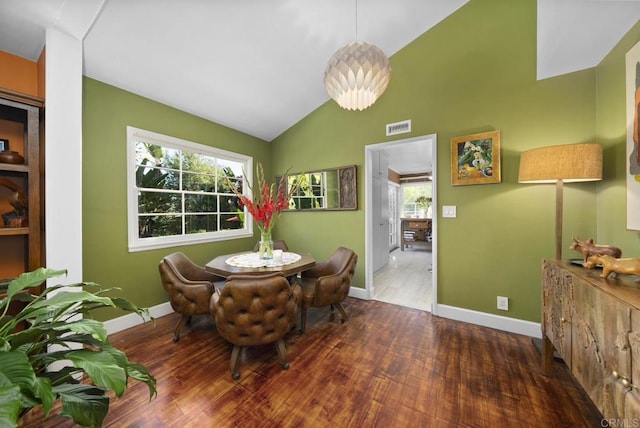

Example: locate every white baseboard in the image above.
[103,301,174,335]
[105,288,371,335]
[103,295,542,341]
[348,286,369,300]
[104,287,368,336]
[436,304,541,338]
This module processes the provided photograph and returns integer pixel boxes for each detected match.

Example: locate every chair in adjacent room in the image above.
[252,239,289,252]
[211,272,301,380]
[299,247,358,333]
[159,252,224,342]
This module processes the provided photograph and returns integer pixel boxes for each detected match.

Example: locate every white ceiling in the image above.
[0,0,639,174]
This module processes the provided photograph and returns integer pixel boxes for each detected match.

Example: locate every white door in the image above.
[365,134,438,315]
[371,151,389,272]
[389,183,399,250]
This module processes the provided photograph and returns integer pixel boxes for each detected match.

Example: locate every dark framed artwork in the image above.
[337,165,357,210]
[0,139,8,152]
[451,130,501,186]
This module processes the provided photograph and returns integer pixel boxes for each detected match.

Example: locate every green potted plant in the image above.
[0,268,157,427]
[415,196,432,217]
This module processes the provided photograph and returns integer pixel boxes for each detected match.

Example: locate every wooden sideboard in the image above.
[400,218,431,251]
[542,259,640,422]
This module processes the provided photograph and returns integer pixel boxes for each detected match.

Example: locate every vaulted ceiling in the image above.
[0,0,639,173]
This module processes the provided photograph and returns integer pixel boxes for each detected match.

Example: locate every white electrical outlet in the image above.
[497,296,509,311]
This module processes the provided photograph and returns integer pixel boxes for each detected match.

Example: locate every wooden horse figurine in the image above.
[584,254,640,281]
[570,237,622,262]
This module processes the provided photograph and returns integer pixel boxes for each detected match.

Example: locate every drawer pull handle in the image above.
[560,317,567,323]
[622,378,638,390]
[612,371,637,390]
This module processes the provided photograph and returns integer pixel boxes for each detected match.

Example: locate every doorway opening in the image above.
[364,134,437,314]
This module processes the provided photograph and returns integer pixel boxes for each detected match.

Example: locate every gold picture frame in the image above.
[451,130,501,186]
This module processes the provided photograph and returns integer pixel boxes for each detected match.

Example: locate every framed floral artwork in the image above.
[626,39,640,230]
[451,130,501,186]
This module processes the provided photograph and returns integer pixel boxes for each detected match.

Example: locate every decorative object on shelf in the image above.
[1,268,157,427]
[0,150,24,164]
[569,237,622,262]
[323,1,391,111]
[451,130,501,186]
[0,177,27,227]
[0,138,8,151]
[227,162,299,260]
[584,254,640,280]
[518,143,602,260]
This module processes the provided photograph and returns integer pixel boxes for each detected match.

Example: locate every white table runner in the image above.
[224,251,301,268]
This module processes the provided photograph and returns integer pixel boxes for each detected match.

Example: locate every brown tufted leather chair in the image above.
[211,272,301,380]
[159,252,223,342]
[252,239,289,252]
[299,247,357,333]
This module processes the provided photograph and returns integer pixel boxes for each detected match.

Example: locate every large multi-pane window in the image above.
[127,126,252,251]
[402,183,433,218]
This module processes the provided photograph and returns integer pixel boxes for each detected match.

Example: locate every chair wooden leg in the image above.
[300,302,308,334]
[230,345,242,380]
[335,303,348,323]
[275,339,289,370]
[173,315,190,342]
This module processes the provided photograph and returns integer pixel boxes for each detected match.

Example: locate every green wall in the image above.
[82,78,270,320]
[271,0,597,322]
[595,21,640,252]
[81,0,639,325]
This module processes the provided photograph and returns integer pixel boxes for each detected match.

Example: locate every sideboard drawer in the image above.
[408,221,427,229]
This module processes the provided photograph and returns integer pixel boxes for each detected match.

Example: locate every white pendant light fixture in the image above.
[323,1,391,111]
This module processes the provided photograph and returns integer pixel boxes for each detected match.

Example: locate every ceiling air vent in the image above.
[386,120,411,136]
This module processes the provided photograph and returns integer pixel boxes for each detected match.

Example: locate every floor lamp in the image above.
[518,143,602,359]
[518,143,603,260]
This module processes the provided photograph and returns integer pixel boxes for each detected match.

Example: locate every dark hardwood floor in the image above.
[20,298,603,427]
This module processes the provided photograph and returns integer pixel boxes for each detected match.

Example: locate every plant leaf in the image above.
[29,290,115,313]
[111,297,152,321]
[66,350,127,396]
[127,363,158,400]
[53,319,108,343]
[101,344,158,400]
[0,385,22,428]
[55,383,109,427]
[101,343,127,368]
[7,268,67,300]
[32,376,54,417]
[0,351,36,394]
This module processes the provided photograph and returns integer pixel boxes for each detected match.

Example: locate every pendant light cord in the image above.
[355,0,358,42]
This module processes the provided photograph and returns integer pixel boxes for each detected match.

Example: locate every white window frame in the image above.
[126,126,253,252]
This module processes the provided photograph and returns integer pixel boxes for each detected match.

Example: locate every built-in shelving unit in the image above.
[0,88,44,291]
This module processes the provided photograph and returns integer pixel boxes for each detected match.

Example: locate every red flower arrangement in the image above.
[229,163,297,234]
